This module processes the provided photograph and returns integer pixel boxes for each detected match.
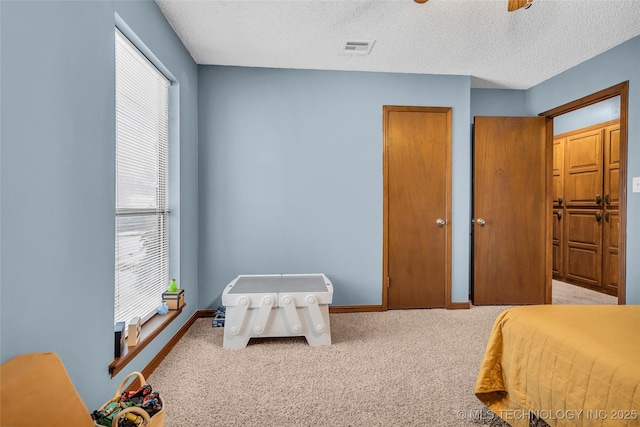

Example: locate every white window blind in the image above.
[115,29,170,325]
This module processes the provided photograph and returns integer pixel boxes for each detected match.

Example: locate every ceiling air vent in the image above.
[340,40,375,56]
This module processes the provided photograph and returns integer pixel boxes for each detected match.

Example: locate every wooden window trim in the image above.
[108,305,185,377]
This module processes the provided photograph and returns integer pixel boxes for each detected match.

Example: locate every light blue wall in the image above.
[470,89,527,120]
[2,0,637,415]
[198,67,471,308]
[0,0,198,410]
[527,36,640,304]
[470,84,620,136]
[553,97,620,135]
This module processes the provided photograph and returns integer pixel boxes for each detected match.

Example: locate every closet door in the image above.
[552,137,565,207]
[559,121,619,295]
[564,209,602,287]
[602,210,619,293]
[552,209,563,277]
[603,124,620,208]
[552,137,565,279]
[602,124,620,294]
[383,106,452,309]
[564,129,603,208]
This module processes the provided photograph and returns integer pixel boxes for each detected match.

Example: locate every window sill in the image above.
[108,305,184,377]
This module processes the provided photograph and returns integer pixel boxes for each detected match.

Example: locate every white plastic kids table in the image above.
[221,274,333,349]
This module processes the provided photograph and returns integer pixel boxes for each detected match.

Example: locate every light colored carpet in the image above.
[551,279,618,305]
[148,283,616,427]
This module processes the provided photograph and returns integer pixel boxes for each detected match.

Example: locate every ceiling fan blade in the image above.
[508,0,532,11]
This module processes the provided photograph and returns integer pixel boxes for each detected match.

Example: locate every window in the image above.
[115,29,170,326]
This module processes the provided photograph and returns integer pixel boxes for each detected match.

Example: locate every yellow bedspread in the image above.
[475,305,640,427]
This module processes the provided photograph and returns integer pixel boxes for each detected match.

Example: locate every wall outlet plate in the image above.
[633,177,640,193]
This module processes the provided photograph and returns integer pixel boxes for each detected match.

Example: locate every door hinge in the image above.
[386,277,390,288]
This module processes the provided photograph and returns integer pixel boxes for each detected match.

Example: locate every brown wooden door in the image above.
[602,123,620,294]
[564,208,602,287]
[473,116,549,305]
[383,106,451,309]
[553,137,565,207]
[564,129,603,207]
[602,210,619,293]
[558,121,618,294]
[552,209,563,277]
[604,124,620,209]
[552,136,565,280]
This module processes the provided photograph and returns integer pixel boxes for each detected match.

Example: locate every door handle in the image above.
[595,194,602,205]
[436,218,446,226]
[604,194,610,205]
[605,212,610,223]
[476,218,486,226]
[556,211,562,220]
[595,211,602,222]
[557,196,563,206]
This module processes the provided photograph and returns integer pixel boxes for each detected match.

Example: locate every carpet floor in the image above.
[147,281,617,426]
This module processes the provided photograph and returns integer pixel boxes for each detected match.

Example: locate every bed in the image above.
[475,305,640,427]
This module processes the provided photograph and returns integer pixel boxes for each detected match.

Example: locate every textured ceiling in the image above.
[155,0,640,89]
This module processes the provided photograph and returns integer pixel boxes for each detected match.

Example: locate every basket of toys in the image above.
[91,371,165,427]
